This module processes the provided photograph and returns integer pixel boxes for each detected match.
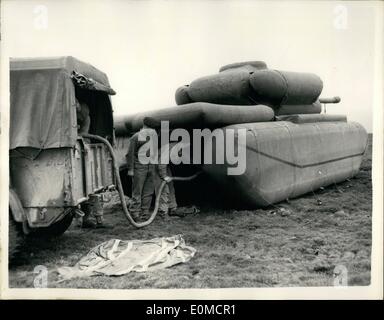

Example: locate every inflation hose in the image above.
[82,133,201,228]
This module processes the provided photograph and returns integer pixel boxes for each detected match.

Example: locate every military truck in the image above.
[9,56,116,257]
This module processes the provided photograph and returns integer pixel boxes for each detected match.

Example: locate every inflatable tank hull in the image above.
[203,121,368,207]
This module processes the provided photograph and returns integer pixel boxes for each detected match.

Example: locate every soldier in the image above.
[154,146,170,219]
[126,117,160,220]
[154,163,177,219]
[75,99,112,229]
[76,99,91,135]
[154,141,183,219]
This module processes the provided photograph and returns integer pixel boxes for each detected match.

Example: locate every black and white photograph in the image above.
[0,0,382,300]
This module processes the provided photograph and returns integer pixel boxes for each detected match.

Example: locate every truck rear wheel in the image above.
[31,211,74,238]
[9,211,24,261]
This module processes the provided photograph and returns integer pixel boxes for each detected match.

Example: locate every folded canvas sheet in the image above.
[57,235,196,280]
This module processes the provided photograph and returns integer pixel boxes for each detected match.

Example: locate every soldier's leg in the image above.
[158,184,170,217]
[141,165,155,218]
[129,164,147,218]
[153,168,170,218]
[81,199,96,228]
[91,194,112,228]
[167,180,177,211]
[90,194,102,225]
[166,167,178,215]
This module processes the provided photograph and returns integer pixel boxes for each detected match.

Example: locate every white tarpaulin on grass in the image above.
[57,235,196,281]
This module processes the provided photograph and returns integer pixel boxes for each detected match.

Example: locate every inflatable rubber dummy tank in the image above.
[116,61,368,207]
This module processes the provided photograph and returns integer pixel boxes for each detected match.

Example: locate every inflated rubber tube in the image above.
[275,100,322,115]
[114,102,275,135]
[180,68,322,106]
[187,70,253,105]
[248,69,287,105]
[219,61,268,73]
[203,121,367,207]
[175,85,193,105]
[275,114,347,123]
[319,96,341,104]
[249,70,323,105]
[280,71,323,105]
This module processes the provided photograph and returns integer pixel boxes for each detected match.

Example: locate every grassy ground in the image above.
[9,135,372,289]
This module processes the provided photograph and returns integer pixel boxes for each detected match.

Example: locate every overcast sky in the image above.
[2,0,383,132]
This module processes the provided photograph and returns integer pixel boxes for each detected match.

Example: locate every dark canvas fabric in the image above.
[10,57,114,150]
[10,68,77,149]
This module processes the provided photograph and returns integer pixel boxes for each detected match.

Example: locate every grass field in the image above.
[9,136,372,289]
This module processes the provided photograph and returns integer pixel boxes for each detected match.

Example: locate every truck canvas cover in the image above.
[10,56,115,150]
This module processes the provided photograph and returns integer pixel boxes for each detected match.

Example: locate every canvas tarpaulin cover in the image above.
[10,56,114,150]
[10,67,77,150]
[57,235,196,280]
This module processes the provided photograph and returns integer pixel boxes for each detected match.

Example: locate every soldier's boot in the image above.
[95,216,114,229]
[168,207,185,217]
[81,205,96,229]
[91,194,114,229]
[158,209,170,221]
[127,200,140,221]
[82,218,97,229]
[130,211,140,221]
[163,213,171,221]
[141,210,151,221]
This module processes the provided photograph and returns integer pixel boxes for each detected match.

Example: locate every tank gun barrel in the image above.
[319,96,341,104]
